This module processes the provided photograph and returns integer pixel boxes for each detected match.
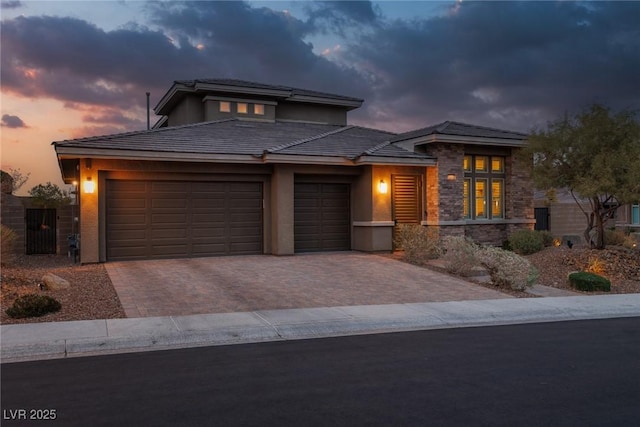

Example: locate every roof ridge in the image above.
[266,125,354,153]
[362,140,392,155]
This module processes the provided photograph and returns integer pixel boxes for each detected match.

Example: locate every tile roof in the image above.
[175,78,364,103]
[391,121,527,143]
[53,119,433,163]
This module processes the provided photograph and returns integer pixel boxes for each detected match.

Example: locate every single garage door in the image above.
[294,183,350,252]
[106,180,262,260]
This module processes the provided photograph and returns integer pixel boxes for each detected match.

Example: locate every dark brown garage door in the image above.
[106,180,262,260]
[294,183,350,252]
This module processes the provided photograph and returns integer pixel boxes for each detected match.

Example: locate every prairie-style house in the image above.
[53,79,534,262]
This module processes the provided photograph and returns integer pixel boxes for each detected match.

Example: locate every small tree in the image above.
[1,168,30,194]
[526,104,640,249]
[28,182,72,228]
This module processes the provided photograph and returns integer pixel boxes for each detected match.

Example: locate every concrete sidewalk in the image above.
[2,294,639,363]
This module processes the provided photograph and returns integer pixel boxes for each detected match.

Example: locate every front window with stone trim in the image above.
[632,204,640,224]
[464,155,505,219]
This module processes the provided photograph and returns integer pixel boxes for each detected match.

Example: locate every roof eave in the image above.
[396,134,528,147]
[55,148,264,164]
[355,156,437,166]
[285,95,363,110]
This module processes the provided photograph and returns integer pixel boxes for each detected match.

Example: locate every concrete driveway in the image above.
[105,252,511,318]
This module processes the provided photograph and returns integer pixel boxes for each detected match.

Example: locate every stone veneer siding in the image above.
[424,144,534,245]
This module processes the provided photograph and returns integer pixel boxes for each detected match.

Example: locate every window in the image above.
[237,103,248,114]
[463,155,471,172]
[464,155,505,219]
[632,204,640,224]
[219,101,231,113]
[475,179,487,219]
[254,104,265,115]
[475,156,488,172]
[492,179,504,218]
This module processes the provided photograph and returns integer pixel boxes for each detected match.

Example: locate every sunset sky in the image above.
[1,0,639,195]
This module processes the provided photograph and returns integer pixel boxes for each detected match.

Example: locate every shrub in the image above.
[568,272,611,292]
[1,224,18,265]
[623,234,639,250]
[604,229,627,246]
[538,230,555,247]
[5,294,62,318]
[507,229,545,255]
[440,236,482,277]
[394,224,441,265]
[478,247,539,291]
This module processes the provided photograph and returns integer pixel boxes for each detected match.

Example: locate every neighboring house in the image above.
[53,79,534,263]
[615,202,640,232]
[534,188,638,241]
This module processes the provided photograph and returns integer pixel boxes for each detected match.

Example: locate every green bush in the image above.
[478,247,539,291]
[394,224,441,265]
[568,271,611,292]
[1,224,18,265]
[507,229,545,255]
[5,294,62,318]
[441,236,482,277]
[604,229,627,246]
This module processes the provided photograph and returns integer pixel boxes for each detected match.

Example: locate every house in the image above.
[53,79,534,263]
[534,188,639,243]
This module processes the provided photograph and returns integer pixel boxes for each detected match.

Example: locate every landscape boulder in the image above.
[42,273,71,290]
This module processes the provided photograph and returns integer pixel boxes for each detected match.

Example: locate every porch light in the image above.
[447,173,457,181]
[378,179,388,194]
[83,177,95,194]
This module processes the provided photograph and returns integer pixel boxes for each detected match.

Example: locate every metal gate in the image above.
[26,209,57,254]
[534,207,550,231]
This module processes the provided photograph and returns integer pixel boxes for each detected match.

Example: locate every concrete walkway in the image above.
[3,294,639,363]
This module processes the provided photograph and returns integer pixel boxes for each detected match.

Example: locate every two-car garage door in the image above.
[106,180,263,261]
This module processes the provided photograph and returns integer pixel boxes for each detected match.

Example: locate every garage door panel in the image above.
[107,180,263,260]
[109,230,147,240]
[294,182,350,252]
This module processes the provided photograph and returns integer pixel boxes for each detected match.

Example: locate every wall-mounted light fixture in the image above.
[83,176,95,194]
[447,173,457,181]
[378,179,388,194]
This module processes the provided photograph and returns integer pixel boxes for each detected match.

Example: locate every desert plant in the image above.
[5,294,62,318]
[440,235,482,276]
[538,230,555,247]
[568,271,611,292]
[394,224,441,265]
[1,224,18,265]
[604,229,627,246]
[478,246,539,291]
[623,234,638,250]
[507,229,545,255]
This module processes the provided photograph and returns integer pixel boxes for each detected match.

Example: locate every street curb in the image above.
[2,295,640,363]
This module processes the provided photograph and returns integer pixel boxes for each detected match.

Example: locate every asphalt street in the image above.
[2,317,639,427]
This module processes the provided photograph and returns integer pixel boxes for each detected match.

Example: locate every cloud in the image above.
[344,1,640,131]
[1,1,22,9]
[1,114,28,128]
[1,1,638,137]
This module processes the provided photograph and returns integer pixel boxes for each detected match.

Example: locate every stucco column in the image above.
[270,165,295,255]
[79,159,99,263]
